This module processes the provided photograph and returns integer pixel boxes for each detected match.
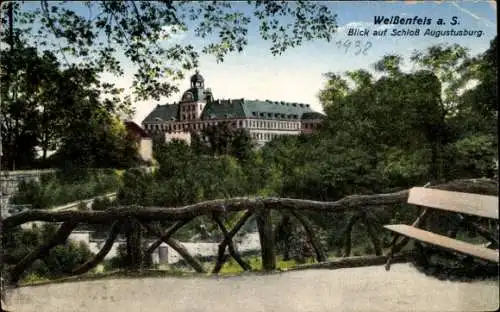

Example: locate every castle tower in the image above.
[179,70,210,121]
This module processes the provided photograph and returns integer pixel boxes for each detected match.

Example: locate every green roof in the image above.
[200,99,246,119]
[302,112,327,120]
[143,104,180,123]
[143,98,324,124]
[201,99,320,120]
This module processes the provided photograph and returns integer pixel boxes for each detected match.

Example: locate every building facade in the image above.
[124,121,153,163]
[142,71,325,146]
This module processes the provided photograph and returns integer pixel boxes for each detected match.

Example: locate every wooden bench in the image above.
[384,186,499,270]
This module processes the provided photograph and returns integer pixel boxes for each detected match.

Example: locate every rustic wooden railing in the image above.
[1,178,497,289]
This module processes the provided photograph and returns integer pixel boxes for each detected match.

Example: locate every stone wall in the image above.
[0,169,55,216]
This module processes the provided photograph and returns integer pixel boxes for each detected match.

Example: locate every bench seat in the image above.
[384,224,499,263]
[408,187,498,219]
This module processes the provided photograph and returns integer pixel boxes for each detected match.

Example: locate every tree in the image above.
[345,69,373,91]
[198,122,254,159]
[443,37,498,180]
[317,42,497,186]
[2,1,338,101]
[0,42,136,171]
[373,55,403,77]
[0,46,44,169]
[411,44,470,110]
[317,72,349,110]
[2,224,94,280]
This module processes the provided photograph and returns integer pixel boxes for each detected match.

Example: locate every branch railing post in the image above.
[288,210,327,262]
[0,179,494,281]
[256,202,276,271]
[212,212,251,272]
[138,220,206,273]
[142,218,194,266]
[343,214,361,257]
[212,210,253,273]
[9,221,79,285]
[361,212,383,256]
[71,221,123,276]
[124,216,143,272]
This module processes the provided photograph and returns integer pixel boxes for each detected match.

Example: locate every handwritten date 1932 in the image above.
[335,40,372,55]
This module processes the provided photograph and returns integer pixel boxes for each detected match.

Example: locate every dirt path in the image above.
[4,264,499,312]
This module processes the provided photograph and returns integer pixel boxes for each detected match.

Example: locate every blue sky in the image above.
[18,1,498,123]
[127,1,496,123]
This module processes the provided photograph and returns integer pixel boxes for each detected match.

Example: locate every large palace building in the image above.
[142,71,325,146]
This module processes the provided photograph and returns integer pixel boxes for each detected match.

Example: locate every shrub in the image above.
[103,244,127,271]
[4,225,95,282]
[10,169,120,209]
[31,241,94,279]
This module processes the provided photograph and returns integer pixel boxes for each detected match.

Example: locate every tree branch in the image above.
[361,212,382,256]
[4,179,497,229]
[8,221,79,284]
[71,221,122,275]
[343,214,361,257]
[212,213,251,271]
[40,0,71,67]
[288,210,327,262]
[143,218,194,262]
[212,210,253,273]
[138,220,205,273]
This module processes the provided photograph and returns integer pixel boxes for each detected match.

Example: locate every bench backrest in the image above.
[407,187,499,220]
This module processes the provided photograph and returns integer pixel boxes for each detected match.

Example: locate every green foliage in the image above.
[2,1,338,101]
[0,40,138,170]
[3,29,497,279]
[33,241,94,278]
[443,135,497,179]
[103,244,127,272]
[191,123,255,161]
[10,170,120,209]
[117,168,155,205]
[218,255,315,274]
[3,225,94,281]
